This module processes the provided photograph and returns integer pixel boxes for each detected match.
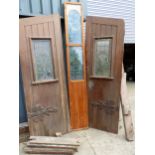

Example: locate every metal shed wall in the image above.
[87,0,135,43]
[19,0,87,17]
[19,65,27,123]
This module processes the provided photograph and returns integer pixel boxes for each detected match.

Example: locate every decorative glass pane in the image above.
[32,39,55,81]
[70,47,83,80]
[68,9,82,44]
[94,38,112,77]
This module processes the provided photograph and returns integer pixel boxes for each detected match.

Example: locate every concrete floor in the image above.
[20,82,135,155]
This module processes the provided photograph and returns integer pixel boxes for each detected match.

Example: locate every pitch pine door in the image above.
[19,15,69,135]
[86,16,124,133]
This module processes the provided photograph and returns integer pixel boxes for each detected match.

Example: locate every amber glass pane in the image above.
[32,39,55,81]
[94,38,112,77]
[70,47,83,80]
[68,9,82,44]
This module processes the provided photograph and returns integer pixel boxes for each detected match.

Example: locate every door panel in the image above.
[19,15,69,136]
[86,16,124,133]
[64,2,88,129]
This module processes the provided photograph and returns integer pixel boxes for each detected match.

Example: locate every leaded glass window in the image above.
[70,47,83,80]
[31,39,55,81]
[93,38,112,77]
[68,9,82,44]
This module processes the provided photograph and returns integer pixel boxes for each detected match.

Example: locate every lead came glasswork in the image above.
[68,10,82,44]
[32,39,55,81]
[94,38,112,77]
[70,47,83,80]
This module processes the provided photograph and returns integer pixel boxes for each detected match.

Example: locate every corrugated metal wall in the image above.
[19,0,87,17]
[87,0,135,43]
[19,65,27,123]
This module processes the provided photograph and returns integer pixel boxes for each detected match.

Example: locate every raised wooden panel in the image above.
[86,16,124,133]
[20,15,69,136]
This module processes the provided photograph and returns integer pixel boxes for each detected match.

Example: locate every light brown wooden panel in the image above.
[64,2,88,129]
[20,15,70,136]
[86,16,124,133]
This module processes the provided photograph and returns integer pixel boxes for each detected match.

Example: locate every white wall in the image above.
[87,0,135,43]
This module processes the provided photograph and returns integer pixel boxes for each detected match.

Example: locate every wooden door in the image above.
[86,16,124,133]
[64,2,88,129]
[19,15,70,136]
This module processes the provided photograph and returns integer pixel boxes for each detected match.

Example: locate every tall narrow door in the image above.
[86,16,124,133]
[19,15,69,136]
[64,2,88,129]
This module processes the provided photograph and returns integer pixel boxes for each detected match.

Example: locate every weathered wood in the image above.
[86,16,125,133]
[24,136,80,154]
[19,15,70,136]
[29,141,80,147]
[19,133,30,143]
[64,2,88,129]
[29,136,80,146]
[24,147,74,154]
[19,122,29,134]
[120,69,134,141]
[27,143,78,151]
[19,122,30,143]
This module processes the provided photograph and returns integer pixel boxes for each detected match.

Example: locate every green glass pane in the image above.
[68,10,82,44]
[70,47,83,80]
[94,38,112,77]
[32,39,55,81]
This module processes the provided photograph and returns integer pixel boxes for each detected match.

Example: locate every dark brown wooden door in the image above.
[86,16,124,133]
[19,15,70,136]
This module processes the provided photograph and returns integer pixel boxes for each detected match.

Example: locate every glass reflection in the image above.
[94,39,112,77]
[68,10,82,44]
[32,39,55,81]
[70,47,83,80]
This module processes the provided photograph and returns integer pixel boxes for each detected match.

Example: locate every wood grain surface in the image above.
[86,16,125,133]
[64,2,88,129]
[19,15,70,136]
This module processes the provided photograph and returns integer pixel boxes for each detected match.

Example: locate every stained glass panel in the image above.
[70,47,83,80]
[32,39,55,81]
[68,10,82,44]
[94,38,112,77]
